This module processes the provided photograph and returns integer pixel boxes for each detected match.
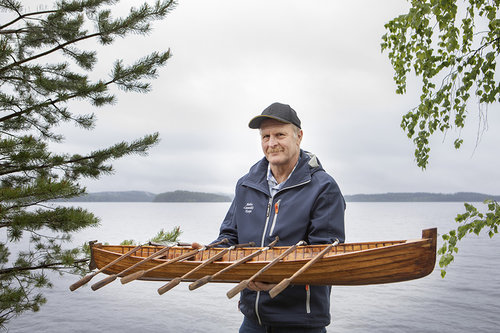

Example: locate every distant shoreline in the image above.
[344,192,500,202]
[52,191,500,203]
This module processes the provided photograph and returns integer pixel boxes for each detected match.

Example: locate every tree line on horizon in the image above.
[54,190,499,202]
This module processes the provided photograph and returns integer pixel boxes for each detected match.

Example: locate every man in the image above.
[212,102,345,332]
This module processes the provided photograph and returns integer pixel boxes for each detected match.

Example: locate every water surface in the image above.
[8,202,500,332]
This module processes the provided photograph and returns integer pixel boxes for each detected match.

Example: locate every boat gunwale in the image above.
[92,237,433,265]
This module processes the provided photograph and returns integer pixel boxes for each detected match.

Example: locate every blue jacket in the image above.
[214,150,345,328]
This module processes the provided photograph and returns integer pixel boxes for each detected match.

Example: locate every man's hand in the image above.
[191,242,202,249]
[247,281,276,292]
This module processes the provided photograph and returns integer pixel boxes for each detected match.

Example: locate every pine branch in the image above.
[0,133,159,176]
[0,8,58,30]
[0,258,88,275]
[0,53,169,124]
[0,32,102,74]
[0,28,31,34]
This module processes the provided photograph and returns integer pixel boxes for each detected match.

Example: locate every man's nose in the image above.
[268,136,277,146]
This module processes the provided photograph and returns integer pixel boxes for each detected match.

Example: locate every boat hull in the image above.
[90,228,437,286]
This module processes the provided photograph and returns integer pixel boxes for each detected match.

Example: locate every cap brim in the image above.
[248,115,291,129]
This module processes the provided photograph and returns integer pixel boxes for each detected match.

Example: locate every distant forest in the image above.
[53,191,499,203]
[53,190,231,202]
[344,192,500,202]
[153,190,231,202]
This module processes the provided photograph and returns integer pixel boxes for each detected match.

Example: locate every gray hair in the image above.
[259,123,301,138]
[291,124,301,138]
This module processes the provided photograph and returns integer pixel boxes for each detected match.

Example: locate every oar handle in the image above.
[69,244,142,291]
[157,241,235,295]
[158,278,181,295]
[226,279,249,299]
[69,272,96,291]
[189,275,212,290]
[269,239,338,298]
[91,274,117,291]
[125,238,229,286]
[91,247,170,291]
[268,277,292,298]
[187,241,259,291]
[207,238,230,248]
[267,236,280,248]
[226,240,305,299]
[157,247,226,294]
[176,242,192,247]
[120,270,145,284]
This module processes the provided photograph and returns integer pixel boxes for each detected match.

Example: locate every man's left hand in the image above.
[247,281,276,291]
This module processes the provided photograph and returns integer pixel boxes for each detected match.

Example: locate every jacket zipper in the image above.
[256,197,273,325]
[260,197,273,247]
[255,181,311,325]
[255,291,262,325]
[269,199,281,236]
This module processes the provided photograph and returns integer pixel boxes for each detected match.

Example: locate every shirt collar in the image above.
[266,158,299,196]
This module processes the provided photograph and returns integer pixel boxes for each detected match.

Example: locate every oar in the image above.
[269,239,339,298]
[91,245,172,291]
[157,242,255,295]
[226,240,306,299]
[189,237,279,291]
[69,244,142,291]
[120,238,229,285]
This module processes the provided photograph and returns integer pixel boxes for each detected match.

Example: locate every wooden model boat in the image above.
[77,228,436,295]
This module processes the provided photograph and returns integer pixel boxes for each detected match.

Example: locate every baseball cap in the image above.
[248,102,301,129]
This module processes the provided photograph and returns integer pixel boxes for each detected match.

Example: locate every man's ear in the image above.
[297,129,303,144]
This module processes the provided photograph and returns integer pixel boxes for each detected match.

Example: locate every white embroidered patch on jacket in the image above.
[243,203,254,214]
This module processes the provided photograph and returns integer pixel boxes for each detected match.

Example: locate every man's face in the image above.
[260,119,302,168]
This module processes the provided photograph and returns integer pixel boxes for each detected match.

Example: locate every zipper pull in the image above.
[266,202,271,217]
[268,199,281,237]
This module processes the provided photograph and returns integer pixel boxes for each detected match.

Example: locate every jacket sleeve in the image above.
[307,175,345,245]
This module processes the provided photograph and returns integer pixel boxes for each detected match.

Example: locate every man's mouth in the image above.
[267,148,283,154]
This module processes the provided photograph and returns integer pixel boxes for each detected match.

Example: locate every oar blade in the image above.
[69,272,95,291]
[120,270,145,284]
[158,278,181,295]
[227,279,249,299]
[189,275,212,291]
[91,274,117,291]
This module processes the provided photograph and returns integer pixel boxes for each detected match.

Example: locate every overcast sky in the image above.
[54,0,499,196]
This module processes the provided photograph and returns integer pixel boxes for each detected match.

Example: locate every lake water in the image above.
[7,202,500,332]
